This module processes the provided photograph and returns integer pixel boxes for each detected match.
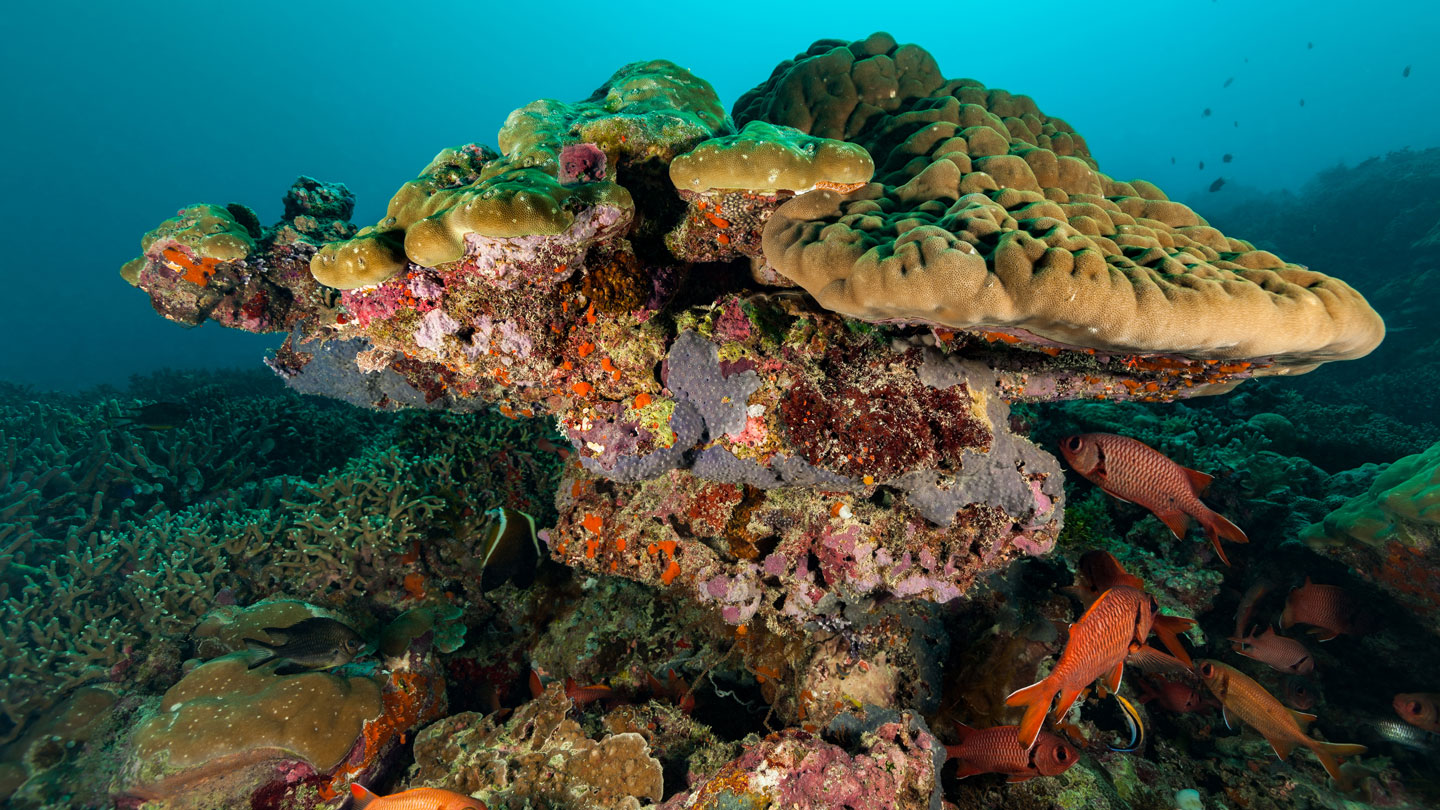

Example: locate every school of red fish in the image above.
[953,432,1418,791]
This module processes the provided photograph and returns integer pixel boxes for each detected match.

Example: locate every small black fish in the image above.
[1403,64,1412,78]
[477,507,541,591]
[1234,121,1239,128]
[1223,153,1233,163]
[1308,41,1314,49]
[116,401,190,431]
[1300,98,1306,106]
[1202,107,1212,117]
[1223,77,1234,88]
[1199,161,1205,170]
[1209,177,1226,192]
[244,617,363,671]
[1171,156,1176,165]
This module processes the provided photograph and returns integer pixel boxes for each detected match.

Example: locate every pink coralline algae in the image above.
[558,142,607,186]
[663,716,941,810]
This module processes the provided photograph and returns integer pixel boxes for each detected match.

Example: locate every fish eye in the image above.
[1056,747,1070,761]
[1410,701,1422,714]
[1063,437,1082,452]
[1199,663,1214,677]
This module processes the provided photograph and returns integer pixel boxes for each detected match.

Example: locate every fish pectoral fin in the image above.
[1154,509,1192,542]
[1222,706,1235,731]
[349,784,378,809]
[1102,661,1125,695]
[1309,629,1340,642]
[1262,731,1297,761]
[1182,466,1214,493]
[952,762,984,779]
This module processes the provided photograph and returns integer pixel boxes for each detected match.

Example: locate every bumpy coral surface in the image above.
[750,34,1383,372]
[1304,440,1440,624]
[411,683,664,810]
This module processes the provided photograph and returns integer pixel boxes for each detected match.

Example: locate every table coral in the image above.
[749,34,1383,373]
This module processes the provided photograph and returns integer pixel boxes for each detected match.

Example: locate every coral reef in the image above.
[410,683,665,810]
[72,28,1438,810]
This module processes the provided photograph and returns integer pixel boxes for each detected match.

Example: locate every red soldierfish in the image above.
[1137,677,1214,714]
[1066,550,1197,668]
[1060,434,1248,565]
[1234,582,1270,639]
[1230,627,1315,675]
[1394,693,1440,733]
[1064,550,1147,606]
[1195,660,1365,783]
[945,724,1079,782]
[350,784,487,810]
[1006,585,1158,749]
[1281,578,1359,641]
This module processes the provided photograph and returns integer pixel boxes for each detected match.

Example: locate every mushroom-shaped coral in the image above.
[666,121,873,265]
[669,121,873,193]
[310,59,725,288]
[748,34,1384,374]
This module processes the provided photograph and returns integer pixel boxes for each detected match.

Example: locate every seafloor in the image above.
[4,32,1439,810]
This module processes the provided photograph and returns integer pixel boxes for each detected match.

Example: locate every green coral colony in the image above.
[9,30,1440,810]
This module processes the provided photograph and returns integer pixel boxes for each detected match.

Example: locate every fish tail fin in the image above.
[1005,677,1056,750]
[349,784,378,809]
[1203,511,1248,565]
[1310,741,1367,783]
[1151,616,1196,668]
[242,638,276,669]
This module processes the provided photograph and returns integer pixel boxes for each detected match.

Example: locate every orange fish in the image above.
[1230,627,1314,675]
[945,724,1079,782]
[1281,578,1359,641]
[1233,582,1269,638]
[1006,585,1158,749]
[1393,692,1440,733]
[565,676,621,708]
[1137,677,1214,714]
[1066,551,1196,667]
[1064,550,1146,606]
[646,669,697,714]
[1195,659,1365,782]
[1060,434,1247,565]
[350,784,487,810]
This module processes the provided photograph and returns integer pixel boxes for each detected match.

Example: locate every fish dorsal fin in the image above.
[1288,708,1317,732]
[1182,466,1214,493]
[259,627,290,643]
[952,722,976,743]
[350,784,378,809]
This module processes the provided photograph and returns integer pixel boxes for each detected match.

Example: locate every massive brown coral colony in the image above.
[118,32,1384,635]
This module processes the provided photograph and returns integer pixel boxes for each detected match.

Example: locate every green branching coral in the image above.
[0,375,564,746]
